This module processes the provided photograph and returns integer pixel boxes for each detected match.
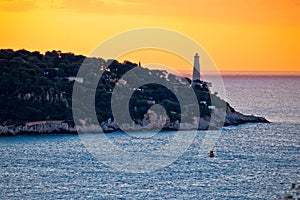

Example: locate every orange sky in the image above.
[0,0,299,72]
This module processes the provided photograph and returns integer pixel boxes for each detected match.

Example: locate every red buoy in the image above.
[209,150,215,157]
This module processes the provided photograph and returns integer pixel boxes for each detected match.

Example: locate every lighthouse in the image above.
[192,53,200,81]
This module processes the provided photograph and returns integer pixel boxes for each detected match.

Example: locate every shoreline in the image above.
[0,113,269,137]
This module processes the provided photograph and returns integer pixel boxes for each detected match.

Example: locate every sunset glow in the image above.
[1,0,299,72]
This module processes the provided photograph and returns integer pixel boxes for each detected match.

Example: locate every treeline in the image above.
[0,49,224,126]
[0,49,84,125]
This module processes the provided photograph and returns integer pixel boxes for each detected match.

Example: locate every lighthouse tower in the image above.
[192,53,200,81]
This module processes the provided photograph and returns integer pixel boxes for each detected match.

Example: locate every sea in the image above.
[0,75,299,199]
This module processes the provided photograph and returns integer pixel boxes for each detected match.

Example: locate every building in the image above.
[67,76,84,83]
[192,53,200,81]
[25,120,63,127]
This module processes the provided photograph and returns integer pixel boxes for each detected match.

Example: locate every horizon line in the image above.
[177,70,300,75]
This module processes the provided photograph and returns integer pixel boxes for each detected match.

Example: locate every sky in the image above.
[0,0,299,73]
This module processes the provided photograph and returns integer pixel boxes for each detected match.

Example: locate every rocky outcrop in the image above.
[224,103,269,126]
[0,122,76,136]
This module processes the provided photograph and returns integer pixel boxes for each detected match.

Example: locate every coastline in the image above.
[0,108,269,136]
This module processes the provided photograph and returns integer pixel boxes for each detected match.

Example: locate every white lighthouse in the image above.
[192,53,200,81]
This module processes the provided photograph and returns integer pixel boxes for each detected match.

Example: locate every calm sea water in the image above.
[0,76,299,199]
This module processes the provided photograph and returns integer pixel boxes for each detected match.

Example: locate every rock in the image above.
[225,108,269,126]
[198,117,210,130]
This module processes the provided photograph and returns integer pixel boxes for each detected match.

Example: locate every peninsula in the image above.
[0,49,269,136]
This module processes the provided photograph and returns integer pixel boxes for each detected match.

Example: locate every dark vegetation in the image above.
[0,49,224,126]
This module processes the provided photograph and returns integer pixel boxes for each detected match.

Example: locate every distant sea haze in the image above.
[177,70,300,78]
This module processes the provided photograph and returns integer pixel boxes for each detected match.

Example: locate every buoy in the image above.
[209,150,215,157]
